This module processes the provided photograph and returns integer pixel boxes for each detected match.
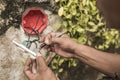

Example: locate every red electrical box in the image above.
[22,8,48,34]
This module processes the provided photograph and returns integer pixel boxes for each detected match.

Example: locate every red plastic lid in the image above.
[22,8,48,34]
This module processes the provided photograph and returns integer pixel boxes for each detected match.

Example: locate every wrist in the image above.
[71,42,80,58]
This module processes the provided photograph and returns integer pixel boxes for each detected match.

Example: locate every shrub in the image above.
[50,0,120,79]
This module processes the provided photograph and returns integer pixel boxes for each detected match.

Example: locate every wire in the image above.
[24,13,44,49]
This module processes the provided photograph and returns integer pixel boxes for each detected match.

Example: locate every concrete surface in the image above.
[0,9,62,80]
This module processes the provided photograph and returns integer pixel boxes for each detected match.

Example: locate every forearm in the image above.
[74,44,120,77]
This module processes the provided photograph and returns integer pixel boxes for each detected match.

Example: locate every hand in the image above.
[24,54,57,80]
[40,32,78,58]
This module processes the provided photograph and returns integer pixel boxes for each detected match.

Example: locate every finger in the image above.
[24,58,32,72]
[47,47,51,52]
[44,45,50,49]
[54,45,74,58]
[61,34,69,38]
[47,47,54,52]
[32,60,37,74]
[50,32,57,37]
[52,37,63,44]
[36,54,48,72]
[40,33,55,43]
[24,58,33,78]
[41,32,68,45]
[44,34,52,45]
[40,36,45,43]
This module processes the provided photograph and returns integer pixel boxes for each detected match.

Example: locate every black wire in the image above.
[24,26,39,48]
[24,13,45,49]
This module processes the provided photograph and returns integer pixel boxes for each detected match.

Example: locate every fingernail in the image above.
[45,40,48,44]
[39,37,42,42]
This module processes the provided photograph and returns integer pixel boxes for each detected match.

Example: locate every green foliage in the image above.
[51,0,120,77]
[50,56,77,76]
[56,0,120,50]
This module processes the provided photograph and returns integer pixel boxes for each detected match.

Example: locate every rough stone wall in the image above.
[0,7,62,79]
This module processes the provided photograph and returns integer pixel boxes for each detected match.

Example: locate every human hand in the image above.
[40,32,78,58]
[24,54,57,80]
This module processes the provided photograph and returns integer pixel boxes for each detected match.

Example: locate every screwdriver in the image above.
[12,40,37,59]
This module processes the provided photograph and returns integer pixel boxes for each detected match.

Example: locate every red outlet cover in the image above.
[22,8,48,34]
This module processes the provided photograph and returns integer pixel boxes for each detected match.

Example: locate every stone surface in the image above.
[0,8,62,80]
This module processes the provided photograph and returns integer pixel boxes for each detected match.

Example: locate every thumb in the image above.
[36,53,47,71]
[24,58,34,79]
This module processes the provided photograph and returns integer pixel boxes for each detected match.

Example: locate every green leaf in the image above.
[98,45,104,49]
[66,14,72,19]
[77,28,84,32]
[52,65,57,69]
[82,0,86,6]
[88,22,95,26]
[58,7,64,16]
[58,68,63,73]
[71,9,77,15]
[67,0,72,7]
[55,23,61,30]
[55,0,59,2]
[59,59,64,66]
[63,21,68,27]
